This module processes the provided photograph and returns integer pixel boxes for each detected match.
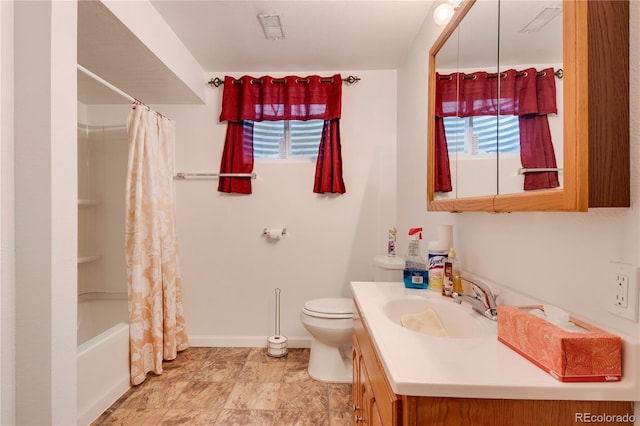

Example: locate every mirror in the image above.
[428,0,570,212]
[497,0,563,196]
[434,0,500,200]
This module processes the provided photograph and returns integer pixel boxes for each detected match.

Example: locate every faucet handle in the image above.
[483,308,498,321]
[460,277,498,310]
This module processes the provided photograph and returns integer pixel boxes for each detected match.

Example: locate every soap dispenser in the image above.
[403,228,428,289]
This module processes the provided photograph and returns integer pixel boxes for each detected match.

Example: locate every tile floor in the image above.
[92,347,353,426]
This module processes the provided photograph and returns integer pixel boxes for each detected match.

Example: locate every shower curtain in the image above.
[125,105,188,385]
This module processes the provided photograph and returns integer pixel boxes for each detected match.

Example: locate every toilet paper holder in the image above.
[263,227,287,237]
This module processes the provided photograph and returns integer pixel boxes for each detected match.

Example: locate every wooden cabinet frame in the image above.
[426,0,629,212]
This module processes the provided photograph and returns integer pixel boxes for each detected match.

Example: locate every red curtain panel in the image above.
[435,67,559,191]
[218,74,345,194]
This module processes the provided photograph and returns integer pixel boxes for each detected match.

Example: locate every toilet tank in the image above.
[373,255,405,282]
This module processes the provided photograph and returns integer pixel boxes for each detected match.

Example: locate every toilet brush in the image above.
[267,288,288,357]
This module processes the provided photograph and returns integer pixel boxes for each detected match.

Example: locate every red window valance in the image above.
[220,75,342,122]
[435,67,557,118]
[434,67,559,191]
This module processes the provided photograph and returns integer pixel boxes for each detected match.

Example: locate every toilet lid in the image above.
[303,298,353,319]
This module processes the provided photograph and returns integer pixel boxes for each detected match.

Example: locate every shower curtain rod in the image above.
[77,64,170,120]
[78,64,135,102]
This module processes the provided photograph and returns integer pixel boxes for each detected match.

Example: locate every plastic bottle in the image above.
[428,241,448,292]
[443,248,459,297]
[451,249,463,295]
[387,227,397,256]
[403,228,428,289]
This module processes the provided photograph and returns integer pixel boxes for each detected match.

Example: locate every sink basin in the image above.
[382,296,495,339]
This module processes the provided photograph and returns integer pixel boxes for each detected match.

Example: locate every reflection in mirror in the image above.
[434,0,500,200]
[433,25,458,200]
[498,0,563,195]
[433,0,564,201]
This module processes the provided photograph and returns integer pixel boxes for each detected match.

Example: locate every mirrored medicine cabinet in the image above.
[426,0,630,212]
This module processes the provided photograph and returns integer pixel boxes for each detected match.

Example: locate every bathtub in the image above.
[77,294,130,425]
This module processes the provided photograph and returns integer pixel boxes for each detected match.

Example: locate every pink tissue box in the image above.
[497,305,622,382]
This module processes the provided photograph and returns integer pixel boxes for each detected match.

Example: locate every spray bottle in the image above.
[403,228,428,289]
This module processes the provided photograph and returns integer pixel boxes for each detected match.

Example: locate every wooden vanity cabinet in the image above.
[353,304,402,425]
[352,300,633,426]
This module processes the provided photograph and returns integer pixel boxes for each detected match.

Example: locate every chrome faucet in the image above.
[452,277,498,321]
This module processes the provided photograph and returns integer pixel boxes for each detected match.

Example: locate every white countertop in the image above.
[351,281,639,401]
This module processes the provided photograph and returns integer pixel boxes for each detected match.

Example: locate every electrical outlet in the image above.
[615,274,628,308]
[608,262,639,322]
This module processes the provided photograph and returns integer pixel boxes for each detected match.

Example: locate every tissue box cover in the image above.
[497,306,621,382]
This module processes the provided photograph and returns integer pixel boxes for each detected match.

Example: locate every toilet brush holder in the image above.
[267,288,288,358]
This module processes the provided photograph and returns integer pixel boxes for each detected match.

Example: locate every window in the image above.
[444,115,520,155]
[251,120,324,160]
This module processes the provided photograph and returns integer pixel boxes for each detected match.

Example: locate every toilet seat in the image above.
[302,298,353,319]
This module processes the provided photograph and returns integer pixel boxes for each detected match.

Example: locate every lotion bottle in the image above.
[443,249,454,296]
[449,248,463,295]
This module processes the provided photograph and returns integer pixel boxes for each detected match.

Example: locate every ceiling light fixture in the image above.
[257,13,285,40]
[433,2,455,26]
[519,7,561,33]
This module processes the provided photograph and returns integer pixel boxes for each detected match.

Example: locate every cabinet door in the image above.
[361,359,381,426]
[352,336,365,424]
[354,301,402,425]
[369,399,384,426]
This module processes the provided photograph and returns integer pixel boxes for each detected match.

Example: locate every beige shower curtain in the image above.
[125,105,188,385]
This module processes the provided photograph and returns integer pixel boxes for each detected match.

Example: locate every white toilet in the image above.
[300,255,405,383]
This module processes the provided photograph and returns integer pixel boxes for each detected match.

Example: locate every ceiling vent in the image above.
[519,7,562,33]
[258,13,285,40]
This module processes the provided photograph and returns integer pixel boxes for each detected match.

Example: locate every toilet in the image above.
[300,255,405,383]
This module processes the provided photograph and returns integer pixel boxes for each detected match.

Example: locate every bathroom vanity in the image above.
[351,282,636,425]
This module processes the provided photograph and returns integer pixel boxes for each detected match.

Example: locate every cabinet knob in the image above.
[356,415,364,423]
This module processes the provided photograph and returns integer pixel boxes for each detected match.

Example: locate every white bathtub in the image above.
[77,294,130,425]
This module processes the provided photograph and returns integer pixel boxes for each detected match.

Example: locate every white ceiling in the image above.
[77,1,563,105]
[78,0,206,104]
[77,0,435,104]
[149,1,436,73]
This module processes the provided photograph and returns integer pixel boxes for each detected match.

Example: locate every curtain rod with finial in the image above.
[207,75,361,87]
[438,68,564,81]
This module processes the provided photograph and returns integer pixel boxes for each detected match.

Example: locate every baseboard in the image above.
[187,335,312,348]
[77,378,130,426]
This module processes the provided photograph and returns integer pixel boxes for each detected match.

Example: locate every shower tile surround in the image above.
[92,347,352,426]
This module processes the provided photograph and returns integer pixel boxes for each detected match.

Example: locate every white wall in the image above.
[13,2,78,424]
[0,1,14,424]
[396,14,454,252]
[398,1,639,418]
[136,70,398,346]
